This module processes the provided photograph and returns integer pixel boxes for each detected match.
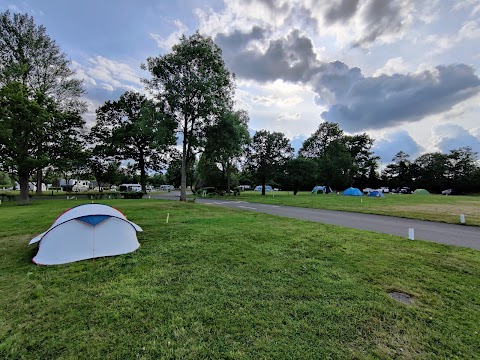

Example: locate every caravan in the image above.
[119,184,142,192]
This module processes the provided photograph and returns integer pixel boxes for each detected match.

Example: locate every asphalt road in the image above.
[153,193,480,250]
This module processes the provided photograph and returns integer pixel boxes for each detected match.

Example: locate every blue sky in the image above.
[3,0,480,162]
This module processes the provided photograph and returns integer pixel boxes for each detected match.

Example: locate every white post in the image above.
[166,213,170,224]
[361,198,363,203]
[460,214,465,224]
[408,228,415,240]
[0,200,2,205]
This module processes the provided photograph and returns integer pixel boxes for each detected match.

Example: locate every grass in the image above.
[1,199,479,358]
[210,191,480,226]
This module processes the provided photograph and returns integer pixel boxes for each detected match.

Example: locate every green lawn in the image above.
[210,191,480,226]
[1,199,479,358]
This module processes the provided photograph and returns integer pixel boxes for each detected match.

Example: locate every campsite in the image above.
[1,197,479,358]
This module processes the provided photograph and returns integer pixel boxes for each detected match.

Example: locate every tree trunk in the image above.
[19,173,30,205]
[139,153,146,194]
[36,168,43,194]
[226,162,231,193]
[180,128,188,202]
[261,177,266,196]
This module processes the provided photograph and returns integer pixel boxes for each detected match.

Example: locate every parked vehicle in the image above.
[379,187,390,193]
[400,187,412,194]
[362,187,375,194]
[159,185,175,191]
[119,184,142,192]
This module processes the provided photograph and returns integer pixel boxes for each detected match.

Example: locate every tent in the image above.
[413,189,430,195]
[342,187,363,196]
[254,185,273,191]
[368,190,384,197]
[29,204,142,265]
[311,185,326,194]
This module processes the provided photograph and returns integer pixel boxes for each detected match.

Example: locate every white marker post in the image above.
[408,228,415,240]
[166,213,170,224]
[460,214,465,224]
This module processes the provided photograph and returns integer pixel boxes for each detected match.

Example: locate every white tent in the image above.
[29,204,142,265]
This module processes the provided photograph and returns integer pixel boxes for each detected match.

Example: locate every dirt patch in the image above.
[389,292,414,305]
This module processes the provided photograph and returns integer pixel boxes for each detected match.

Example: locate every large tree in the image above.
[0,83,84,202]
[143,32,235,201]
[203,109,250,192]
[0,11,85,201]
[89,91,176,193]
[280,157,318,195]
[245,130,294,195]
[299,122,356,189]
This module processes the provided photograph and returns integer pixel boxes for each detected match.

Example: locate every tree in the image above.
[245,130,294,195]
[203,109,250,192]
[280,157,318,195]
[0,11,85,201]
[299,122,354,190]
[143,32,235,201]
[89,92,176,193]
[86,153,121,192]
[412,152,448,192]
[382,151,412,189]
[447,147,478,192]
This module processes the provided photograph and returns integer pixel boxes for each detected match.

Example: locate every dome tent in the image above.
[413,189,430,195]
[368,190,384,197]
[342,187,363,196]
[29,204,142,265]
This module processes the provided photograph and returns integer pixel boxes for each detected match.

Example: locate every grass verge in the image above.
[208,191,480,226]
[1,199,479,358]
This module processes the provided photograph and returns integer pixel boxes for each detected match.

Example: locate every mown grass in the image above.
[1,199,479,359]
[213,191,480,226]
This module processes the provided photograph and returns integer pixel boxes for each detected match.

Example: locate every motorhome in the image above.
[119,184,142,192]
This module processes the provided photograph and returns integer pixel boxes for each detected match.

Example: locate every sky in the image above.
[3,0,480,164]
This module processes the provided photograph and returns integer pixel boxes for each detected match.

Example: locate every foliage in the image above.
[245,130,294,195]
[89,91,176,193]
[0,171,12,187]
[300,122,376,190]
[279,157,318,195]
[143,32,235,201]
[0,11,85,202]
[203,109,250,191]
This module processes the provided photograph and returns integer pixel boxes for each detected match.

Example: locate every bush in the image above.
[120,192,144,199]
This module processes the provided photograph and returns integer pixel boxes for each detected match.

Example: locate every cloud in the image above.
[372,130,423,163]
[373,57,408,76]
[432,123,480,153]
[150,20,189,50]
[216,27,318,83]
[323,0,359,24]
[216,28,480,132]
[277,112,301,121]
[320,64,480,132]
[352,0,415,47]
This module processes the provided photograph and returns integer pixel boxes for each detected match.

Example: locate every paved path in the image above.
[152,193,480,250]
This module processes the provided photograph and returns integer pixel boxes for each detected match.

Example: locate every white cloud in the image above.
[431,123,480,153]
[150,20,188,50]
[374,57,408,76]
[277,112,301,121]
[459,20,480,39]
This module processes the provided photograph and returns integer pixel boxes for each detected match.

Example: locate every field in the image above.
[214,191,480,226]
[1,199,479,358]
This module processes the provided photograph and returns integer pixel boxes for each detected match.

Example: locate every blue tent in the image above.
[368,190,384,197]
[342,187,363,196]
